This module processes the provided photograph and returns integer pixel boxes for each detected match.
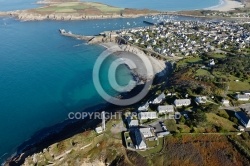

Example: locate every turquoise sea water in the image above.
[0,0,220,164]
[0,0,220,11]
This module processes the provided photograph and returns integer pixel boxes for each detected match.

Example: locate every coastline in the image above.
[205,0,244,11]
[0,10,161,21]
[1,0,249,165]
[3,32,170,165]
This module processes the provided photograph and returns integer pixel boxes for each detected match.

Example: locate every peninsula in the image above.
[3,1,159,21]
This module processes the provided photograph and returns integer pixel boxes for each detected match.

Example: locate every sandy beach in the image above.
[208,0,244,11]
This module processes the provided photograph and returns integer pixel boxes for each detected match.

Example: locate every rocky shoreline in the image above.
[3,11,160,21]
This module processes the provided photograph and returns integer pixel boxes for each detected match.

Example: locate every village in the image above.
[92,88,250,152]
[120,20,250,57]
[90,19,250,152]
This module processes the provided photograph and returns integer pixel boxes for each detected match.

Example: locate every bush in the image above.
[230,117,238,124]
[241,132,249,140]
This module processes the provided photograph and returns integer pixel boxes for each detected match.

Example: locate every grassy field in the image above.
[228,76,250,92]
[195,68,211,76]
[206,112,237,132]
[177,56,202,68]
[137,137,164,156]
[35,2,124,14]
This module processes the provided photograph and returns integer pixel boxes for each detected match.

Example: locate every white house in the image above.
[195,96,207,104]
[127,117,139,127]
[138,112,157,120]
[139,128,154,138]
[157,105,174,114]
[138,102,149,111]
[174,99,191,107]
[243,91,250,96]
[235,111,250,128]
[152,93,166,104]
[209,59,215,66]
[157,131,170,137]
[221,99,230,106]
[95,126,103,134]
[236,94,249,101]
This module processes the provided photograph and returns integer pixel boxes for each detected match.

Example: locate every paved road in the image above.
[220,103,250,111]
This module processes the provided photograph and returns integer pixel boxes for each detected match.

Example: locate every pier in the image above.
[59,29,94,42]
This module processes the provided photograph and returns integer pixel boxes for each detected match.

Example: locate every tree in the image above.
[205,104,219,112]
[193,109,207,126]
[230,117,238,124]
[179,116,186,124]
[241,132,249,140]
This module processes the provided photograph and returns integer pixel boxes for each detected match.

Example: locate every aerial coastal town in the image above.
[3,0,250,166]
[19,18,250,166]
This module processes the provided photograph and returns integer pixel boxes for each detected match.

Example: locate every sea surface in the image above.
[0,0,221,11]
[0,0,220,164]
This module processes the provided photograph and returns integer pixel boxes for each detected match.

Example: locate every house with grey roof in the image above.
[157,131,170,137]
[235,111,250,128]
[157,105,174,114]
[243,91,250,96]
[195,96,207,104]
[139,128,154,138]
[138,102,149,111]
[138,112,157,120]
[152,93,166,104]
[174,99,191,107]
[236,94,249,101]
[127,117,139,128]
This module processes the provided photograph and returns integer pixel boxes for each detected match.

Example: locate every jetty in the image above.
[59,29,95,42]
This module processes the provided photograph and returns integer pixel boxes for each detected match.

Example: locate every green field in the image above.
[195,68,211,76]
[206,113,237,132]
[35,2,124,14]
[177,56,202,68]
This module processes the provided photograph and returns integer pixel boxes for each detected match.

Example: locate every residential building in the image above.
[243,91,250,96]
[235,111,250,128]
[138,112,157,120]
[209,59,215,66]
[222,99,230,106]
[138,102,149,111]
[127,117,139,127]
[236,94,249,101]
[157,131,170,137]
[174,99,191,107]
[95,126,103,134]
[195,96,207,104]
[157,105,174,114]
[139,128,154,138]
[152,93,165,104]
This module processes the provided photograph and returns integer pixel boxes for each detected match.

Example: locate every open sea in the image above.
[0,0,220,164]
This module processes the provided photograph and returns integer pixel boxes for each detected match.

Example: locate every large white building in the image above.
[174,99,191,107]
[138,112,157,120]
[157,105,174,114]
[139,128,154,138]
